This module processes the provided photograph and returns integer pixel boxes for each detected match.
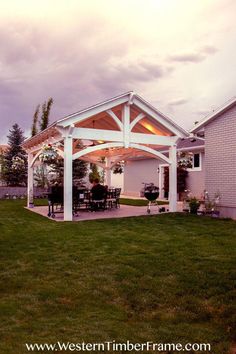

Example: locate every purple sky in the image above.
[1,0,236,143]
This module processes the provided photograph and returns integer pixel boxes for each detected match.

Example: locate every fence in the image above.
[0,186,47,199]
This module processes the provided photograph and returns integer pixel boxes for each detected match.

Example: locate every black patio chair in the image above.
[74,189,90,211]
[90,185,107,211]
[106,188,121,209]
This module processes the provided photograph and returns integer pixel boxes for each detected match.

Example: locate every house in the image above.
[120,137,205,199]
[191,96,236,219]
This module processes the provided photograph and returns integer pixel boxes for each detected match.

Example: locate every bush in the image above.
[188,197,200,214]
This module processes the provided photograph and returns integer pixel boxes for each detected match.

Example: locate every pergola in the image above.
[22,92,188,221]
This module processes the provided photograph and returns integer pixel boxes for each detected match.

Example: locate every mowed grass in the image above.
[34,197,168,207]
[119,198,168,206]
[0,200,235,354]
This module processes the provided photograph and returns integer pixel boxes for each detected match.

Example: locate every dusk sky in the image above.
[0,0,236,143]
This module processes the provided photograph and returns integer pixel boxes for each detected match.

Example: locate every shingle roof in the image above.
[191,96,236,133]
[177,137,204,149]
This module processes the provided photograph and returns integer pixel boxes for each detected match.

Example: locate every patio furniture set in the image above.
[47,186,121,218]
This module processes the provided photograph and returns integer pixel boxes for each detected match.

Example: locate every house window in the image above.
[188,153,202,171]
[193,153,200,168]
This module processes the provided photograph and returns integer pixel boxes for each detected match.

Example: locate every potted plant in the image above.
[188,197,200,214]
[40,144,58,164]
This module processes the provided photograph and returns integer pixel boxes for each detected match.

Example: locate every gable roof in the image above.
[56,91,188,137]
[22,91,188,149]
[191,96,236,133]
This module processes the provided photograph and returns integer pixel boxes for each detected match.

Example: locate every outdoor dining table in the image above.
[47,187,121,218]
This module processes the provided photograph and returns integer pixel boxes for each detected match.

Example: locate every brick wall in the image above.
[205,104,236,209]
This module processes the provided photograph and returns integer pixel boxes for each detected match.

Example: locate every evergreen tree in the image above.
[2,124,27,186]
[50,158,88,185]
[40,97,53,131]
[31,104,40,137]
[89,163,100,183]
[31,97,53,137]
[73,159,88,184]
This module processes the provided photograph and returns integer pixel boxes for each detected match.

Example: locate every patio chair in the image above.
[90,185,107,211]
[74,189,90,211]
[115,188,121,208]
[106,188,116,209]
[106,188,121,209]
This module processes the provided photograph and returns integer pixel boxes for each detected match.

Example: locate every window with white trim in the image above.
[188,152,202,171]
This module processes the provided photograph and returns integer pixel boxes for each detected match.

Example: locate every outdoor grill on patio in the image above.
[143,183,159,214]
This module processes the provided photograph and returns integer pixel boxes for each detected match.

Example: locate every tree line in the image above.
[0,98,88,187]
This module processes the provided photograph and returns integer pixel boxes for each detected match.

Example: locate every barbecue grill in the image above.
[48,185,79,218]
[143,183,159,214]
[48,185,63,218]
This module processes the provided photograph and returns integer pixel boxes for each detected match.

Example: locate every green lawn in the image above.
[119,198,168,206]
[34,197,168,207]
[0,200,235,354]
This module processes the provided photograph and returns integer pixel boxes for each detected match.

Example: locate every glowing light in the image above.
[141,122,164,135]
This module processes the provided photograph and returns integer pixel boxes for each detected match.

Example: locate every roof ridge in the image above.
[191,95,236,133]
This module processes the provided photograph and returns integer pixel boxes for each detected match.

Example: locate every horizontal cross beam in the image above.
[72,127,177,146]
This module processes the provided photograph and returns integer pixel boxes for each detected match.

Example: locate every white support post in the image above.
[64,136,73,221]
[122,104,130,148]
[169,144,177,212]
[27,153,34,208]
[105,157,112,187]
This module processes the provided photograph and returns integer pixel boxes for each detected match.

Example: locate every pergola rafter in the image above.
[22,92,188,221]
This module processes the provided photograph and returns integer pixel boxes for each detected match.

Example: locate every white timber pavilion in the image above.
[22,92,188,221]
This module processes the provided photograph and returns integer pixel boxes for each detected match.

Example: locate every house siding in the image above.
[187,151,205,198]
[123,153,205,198]
[123,159,160,196]
[205,104,236,217]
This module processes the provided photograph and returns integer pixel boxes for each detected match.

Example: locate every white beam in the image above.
[64,136,73,221]
[133,96,187,138]
[55,126,67,136]
[122,104,130,148]
[130,143,171,164]
[27,153,34,208]
[106,109,123,131]
[127,92,135,105]
[30,147,64,168]
[130,132,177,146]
[73,142,124,160]
[68,124,75,137]
[72,127,122,142]
[26,136,63,154]
[130,113,145,131]
[72,127,176,146]
[105,157,112,187]
[169,145,177,212]
[57,95,130,128]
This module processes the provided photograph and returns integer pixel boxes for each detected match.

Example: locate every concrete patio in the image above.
[26,202,183,222]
